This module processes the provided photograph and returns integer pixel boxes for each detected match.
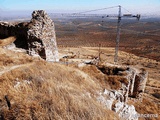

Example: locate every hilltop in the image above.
[0,47,120,120]
[0,46,159,120]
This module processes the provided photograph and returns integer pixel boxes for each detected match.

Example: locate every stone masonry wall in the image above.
[0,10,59,62]
[98,64,148,101]
[27,10,59,62]
[0,22,28,49]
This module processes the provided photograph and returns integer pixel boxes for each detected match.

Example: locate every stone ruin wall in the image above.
[94,64,148,120]
[0,10,59,62]
[113,67,148,119]
[0,22,28,49]
[132,68,148,97]
[119,67,148,101]
[98,65,148,102]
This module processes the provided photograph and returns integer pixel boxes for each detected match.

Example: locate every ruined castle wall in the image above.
[0,22,28,49]
[132,69,148,97]
[27,10,59,62]
[97,65,148,102]
[125,67,148,98]
[126,68,148,98]
[0,10,59,62]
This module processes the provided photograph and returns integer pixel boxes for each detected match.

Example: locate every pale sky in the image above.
[0,0,160,15]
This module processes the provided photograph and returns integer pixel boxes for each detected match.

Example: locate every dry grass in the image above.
[107,76,128,90]
[59,47,160,120]
[80,65,128,90]
[0,36,16,46]
[0,48,119,120]
[80,65,110,90]
[1,45,159,119]
[128,94,160,120]
[0,47,33,68]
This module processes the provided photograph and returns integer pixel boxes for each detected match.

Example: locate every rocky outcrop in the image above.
[97,89,138,120]
[0,10,59,62]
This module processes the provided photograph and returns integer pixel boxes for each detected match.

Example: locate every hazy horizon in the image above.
[0,0,160,17]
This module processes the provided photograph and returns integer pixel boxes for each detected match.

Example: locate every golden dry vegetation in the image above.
[0,18,160,119]
[0,36,16,47]
[0,47,120,120]
[59,47,160,120]
[55,18,160,61]
[0,45,159,119]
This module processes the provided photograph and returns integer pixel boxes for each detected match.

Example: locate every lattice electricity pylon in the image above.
[114,5,140,64]
[114,5,121,64]
[58,5,141,64]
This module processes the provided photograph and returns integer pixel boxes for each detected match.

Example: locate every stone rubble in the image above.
[97,89,138,120]
[96,64,148,120]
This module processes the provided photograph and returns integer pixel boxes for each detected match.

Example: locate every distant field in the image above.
[54,17,160,61]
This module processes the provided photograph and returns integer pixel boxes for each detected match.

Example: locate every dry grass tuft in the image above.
[107,76,128,90]
[0,47,33,68]
[80,65,110,89]
[81,65,128,90]
[128,94,160,120]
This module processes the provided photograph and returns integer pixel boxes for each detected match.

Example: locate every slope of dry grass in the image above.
[0,36,16,46]
[0,47,33,69]
[59,47,160,120]
[0,48,119,120]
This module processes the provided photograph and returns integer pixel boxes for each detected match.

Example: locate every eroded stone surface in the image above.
[27,10,59,62]
[97,89,138,120]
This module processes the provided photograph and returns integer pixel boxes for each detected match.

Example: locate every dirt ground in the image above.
[59,46,160,93]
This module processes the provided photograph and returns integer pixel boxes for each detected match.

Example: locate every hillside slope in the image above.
[0,48,119,120]
[0,47,159,120]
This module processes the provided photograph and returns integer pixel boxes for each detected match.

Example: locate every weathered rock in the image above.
[0,10,59,62]
[117,103,138,120]
[125,67,148,98]
[97,89,138,120]
[27,10,59,62]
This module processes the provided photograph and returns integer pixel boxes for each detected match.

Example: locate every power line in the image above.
[69,5,141,64]
[121,6,132,14]
[72,6,119,15]
[58,5,141,64]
